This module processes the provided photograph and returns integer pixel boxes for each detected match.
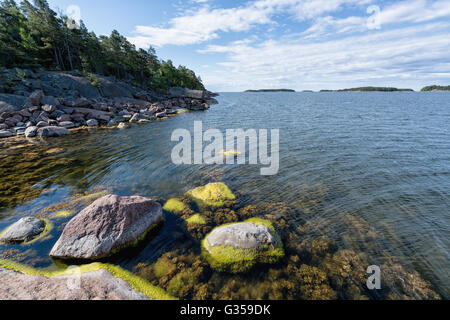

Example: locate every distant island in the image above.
[421,85,450,92]
[321,87,414,92]
[245,89,296,92]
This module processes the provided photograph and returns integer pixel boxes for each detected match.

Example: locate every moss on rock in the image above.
[163,198,187,214]
[185,214,207,226]
[202,218,284,273]
[53,211,75,219]
[0,259,175,300]
[186,182,236,209]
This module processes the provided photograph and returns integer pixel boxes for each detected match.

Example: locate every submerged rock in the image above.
[202,218,284,273]
[163,198,187,214]
[186,182,236,208]
[50,194,163,260]
[0,217,46,244]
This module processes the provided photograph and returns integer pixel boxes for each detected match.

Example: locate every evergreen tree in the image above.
[0,0,205,91]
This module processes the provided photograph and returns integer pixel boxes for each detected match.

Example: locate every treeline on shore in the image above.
[0,0,204,91]
[421,85,450,92]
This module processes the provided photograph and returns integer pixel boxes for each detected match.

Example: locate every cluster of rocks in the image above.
[0,68,218,139]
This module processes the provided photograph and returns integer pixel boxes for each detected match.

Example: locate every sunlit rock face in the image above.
[50,194,163,260]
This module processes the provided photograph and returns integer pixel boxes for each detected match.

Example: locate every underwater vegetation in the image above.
[0,147,442,301]
[201,218,284,273]
[185,182,236,209]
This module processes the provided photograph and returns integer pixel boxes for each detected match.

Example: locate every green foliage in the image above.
[0,0,204,91]
[337,87,414,92]
[15,68,26,79]
[87,73,102,88]
[421,85,450,92]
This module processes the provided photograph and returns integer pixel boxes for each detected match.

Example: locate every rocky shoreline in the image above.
[0,68,218,139]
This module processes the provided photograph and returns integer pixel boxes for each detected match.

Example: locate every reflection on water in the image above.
[0,92,449,299]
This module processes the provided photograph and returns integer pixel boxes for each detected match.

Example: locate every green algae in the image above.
[186,182,236,209]
[167,270,197,296]
[0,259,176,300]
[202,218,284,273]
[163,198,187,214]
[24,219,53,245]
[52,211,75,219]
[185,214,207,226]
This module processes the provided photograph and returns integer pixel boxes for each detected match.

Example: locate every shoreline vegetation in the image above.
[0,0,218,141]
[420,85,450,92]
[246,86,450,93]
[245,89,296,92]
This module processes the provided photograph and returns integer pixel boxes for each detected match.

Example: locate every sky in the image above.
[47,0,450,92]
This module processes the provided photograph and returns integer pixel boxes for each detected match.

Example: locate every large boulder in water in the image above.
[202,218,284,273]
[50,194,163,260]
[0,217,47,244]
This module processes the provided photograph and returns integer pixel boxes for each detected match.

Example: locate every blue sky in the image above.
[47,0,450,91]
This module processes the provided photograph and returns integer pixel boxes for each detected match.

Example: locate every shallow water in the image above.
[0,92,449,299]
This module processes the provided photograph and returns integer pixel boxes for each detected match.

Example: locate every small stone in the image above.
[86,119,99,126]
[41,104,56,113]
[58,121,76,129]
[37,126,69,137]
[0,217,46,244]
[29,90,44,105]
[25,126,38,137]
[130,113,140,122]
[36,121,48,127]
[0,130,13,138]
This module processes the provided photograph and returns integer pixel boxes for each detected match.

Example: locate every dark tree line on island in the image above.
[0,0,205,91]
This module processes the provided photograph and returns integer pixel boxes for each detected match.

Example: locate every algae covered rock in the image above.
[163,198,187,214]
[0,260,175,300]
[50,194,163,260]
[185,214,207,226]
[0,217,47,244]
[202,218,284,273]
[0,267,148,300]
[186,182,235,208]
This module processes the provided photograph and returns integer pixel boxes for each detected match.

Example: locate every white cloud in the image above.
[301,0,450,38]
[199,22,450,91]
[128,0,372,47]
